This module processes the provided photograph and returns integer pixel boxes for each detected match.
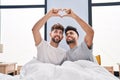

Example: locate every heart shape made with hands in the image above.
[58,9,67,17]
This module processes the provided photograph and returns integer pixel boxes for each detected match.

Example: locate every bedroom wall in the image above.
[92,5,120,71]
[0,0,45,66]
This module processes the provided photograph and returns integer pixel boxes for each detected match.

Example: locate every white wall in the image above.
[92,6,120,71]
[0,8,44,65]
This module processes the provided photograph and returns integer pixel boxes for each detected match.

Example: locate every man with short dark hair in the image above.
[64,9,95,62]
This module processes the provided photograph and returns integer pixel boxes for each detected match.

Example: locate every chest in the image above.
[67,48,90,60]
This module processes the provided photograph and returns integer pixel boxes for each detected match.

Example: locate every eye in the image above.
[59,31,63,34]
[66,32,74,36]
[70,32,73,35]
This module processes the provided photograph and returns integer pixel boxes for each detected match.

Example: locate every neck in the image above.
[50,41,59,48]
[69,42,78,49]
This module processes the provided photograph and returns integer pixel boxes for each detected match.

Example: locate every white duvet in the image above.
[0,73,21,80]
[19,59,119,80]
[0,59,119,80]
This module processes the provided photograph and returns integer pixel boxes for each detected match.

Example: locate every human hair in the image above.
[51,23,64,33]
[65,26,79,36]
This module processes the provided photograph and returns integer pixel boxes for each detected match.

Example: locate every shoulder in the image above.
[36,39,48,47]
[80,41,92,50]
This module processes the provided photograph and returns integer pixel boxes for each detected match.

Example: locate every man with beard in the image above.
[64,9,96,62]
[32,8,66,65]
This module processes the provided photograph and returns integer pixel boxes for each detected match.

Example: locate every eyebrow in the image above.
[66,31,74,35]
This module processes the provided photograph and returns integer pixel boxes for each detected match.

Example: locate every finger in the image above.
[63,8,67,11]
[58,8,62,11]
[54,8,62,13]
[52,8,58,13]
[66,9,71,14]
[53,14,61,17]
[62,14,69,17]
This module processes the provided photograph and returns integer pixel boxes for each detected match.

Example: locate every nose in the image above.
[56,32,60,35]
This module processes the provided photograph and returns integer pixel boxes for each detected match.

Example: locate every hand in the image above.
[62,8,75,18]
[47,8,75,18]
[47,8,62,17]
[63,8,71,14]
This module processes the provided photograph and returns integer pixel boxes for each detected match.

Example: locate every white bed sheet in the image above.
[19,58,120,80]
[0,73,22,80]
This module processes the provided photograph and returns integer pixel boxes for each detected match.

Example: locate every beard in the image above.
[52,36,61,43]
[66,39,75,44]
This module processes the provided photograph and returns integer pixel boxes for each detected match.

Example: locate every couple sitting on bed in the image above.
[21,9,119,80]
[32,8,95,65]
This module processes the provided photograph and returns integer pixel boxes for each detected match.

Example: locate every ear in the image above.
[77,35,79,40]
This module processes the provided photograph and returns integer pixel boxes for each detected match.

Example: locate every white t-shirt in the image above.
[36,40,66,65]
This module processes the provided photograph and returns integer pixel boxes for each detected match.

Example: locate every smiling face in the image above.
[50,23,64,44]
[50,29,63,43]
[65,30,78,44]
[65,26,79,45]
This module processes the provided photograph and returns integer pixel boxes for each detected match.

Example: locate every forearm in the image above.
[71,12,94,47]
[32,13,51,31]
[32,12,51,46]
[72,14,94,35]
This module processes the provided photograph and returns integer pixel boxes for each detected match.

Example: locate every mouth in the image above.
[54,36,60,40]
[67,37,72,40]
[52,36,61,43]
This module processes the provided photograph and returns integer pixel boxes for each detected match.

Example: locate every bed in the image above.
[0,73,21,80]
[20,58,119,80]
[0,58,119,80]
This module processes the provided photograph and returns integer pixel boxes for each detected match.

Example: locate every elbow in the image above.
[32,28,35,33]
[92,29,94,36]
[32,27,37,32]
[32,28,35,32]
[88,29,94,40]
[91,29,94,40]
[90,29,94,37]
[32,27,39,35]
[87,29,94,37]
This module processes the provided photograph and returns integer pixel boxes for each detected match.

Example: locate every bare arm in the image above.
[32,9,61,46]
[64,9,94,48]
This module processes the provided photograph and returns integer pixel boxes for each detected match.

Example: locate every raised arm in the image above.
[64,9,94,48]
[32,9,61,46]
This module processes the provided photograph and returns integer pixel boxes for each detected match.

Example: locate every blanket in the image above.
[20,59,119,80]
[0,73,21,80]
